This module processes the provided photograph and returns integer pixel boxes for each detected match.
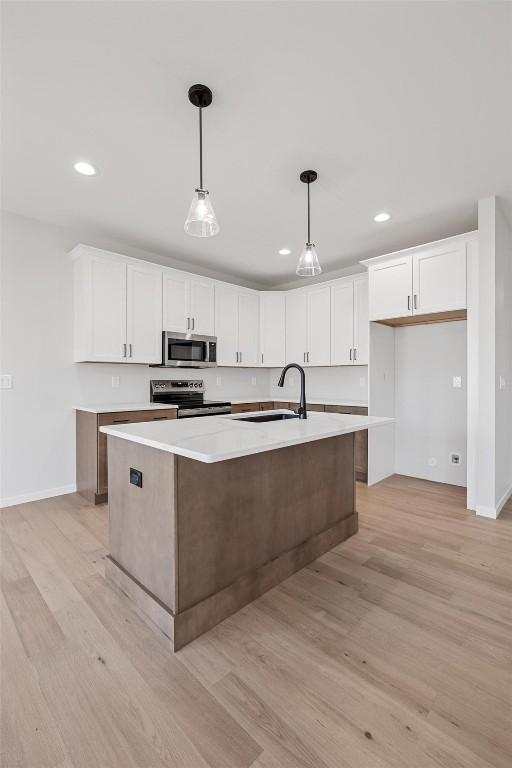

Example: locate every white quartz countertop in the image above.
[229,397,368,407]
[100,409,392,463]
[74,402,178,414]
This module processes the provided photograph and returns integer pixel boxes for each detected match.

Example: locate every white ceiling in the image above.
[3,1,512,288]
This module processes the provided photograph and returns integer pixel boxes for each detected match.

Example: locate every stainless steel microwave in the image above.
[157,332,217,368]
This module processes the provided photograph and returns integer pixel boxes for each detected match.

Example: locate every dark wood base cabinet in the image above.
[76,408,177,504]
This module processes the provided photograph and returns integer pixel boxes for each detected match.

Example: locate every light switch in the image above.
[0,374,12,389]
[452,376,462,389]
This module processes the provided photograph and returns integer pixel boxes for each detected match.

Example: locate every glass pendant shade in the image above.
[184,189,219,237]
[296,242,322,276]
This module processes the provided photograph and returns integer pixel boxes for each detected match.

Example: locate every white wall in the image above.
[394,322,467,486]
[476,197,512,517]
[0,211,270,506]
[269,365,368,404]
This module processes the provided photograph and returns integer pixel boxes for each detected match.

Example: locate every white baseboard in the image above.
[0,484,77,509]
[476,483,512,519]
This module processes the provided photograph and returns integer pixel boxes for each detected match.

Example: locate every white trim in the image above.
[0,484,77,509]
[360,230,478,267]
[476,483,512,519]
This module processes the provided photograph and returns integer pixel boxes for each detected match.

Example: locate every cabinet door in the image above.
[353,275,369,365]
[331,281,354,365]
[126,263,163,364]
[307,285,331,366]
[189,277,215,336]
[412,241,466,314]
[89,255,127,362]
[163,270,189,333]
[214,285,239,366]
[368,256,412,321]
[259,292,285,367]
[238,292,259,366]
[285,291,308,364]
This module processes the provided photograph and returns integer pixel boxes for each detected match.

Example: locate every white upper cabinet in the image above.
[238,292,260,366]
[285,291,308,365]
[126,263,163,364]
[259,292,286,367]
[368,256,412,321]
[365,234,469,323]
[412,241,466,315]
[330,275,368,366]
[88,252,127,363]
[331,281,354,366]
[189,277,215,336]
[163,270,214,336]
[307,285,331,366]
[286,285,330,366]
[214,285,259,366]
[72,246,162,364]
[353,275,369,365]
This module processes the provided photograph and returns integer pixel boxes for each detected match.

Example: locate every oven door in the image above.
[162,332,217,368]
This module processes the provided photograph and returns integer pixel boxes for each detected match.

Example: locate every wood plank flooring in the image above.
[2,476,511,768]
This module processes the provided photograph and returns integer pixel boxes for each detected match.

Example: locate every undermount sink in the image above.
[235,412,300,423]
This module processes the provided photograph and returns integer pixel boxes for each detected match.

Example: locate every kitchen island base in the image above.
[106,432,358,650]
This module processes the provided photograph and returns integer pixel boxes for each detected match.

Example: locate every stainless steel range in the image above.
[150,379,231,418]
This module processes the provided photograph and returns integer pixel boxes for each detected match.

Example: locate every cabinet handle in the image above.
[239,351,242,363]
[112,418,129,424]
[354,348,357,361]
[122,343,127,358]
[407,295,411,311]
[128,343,132,358]
[413,294,417,310]
[152,416,168,420]
[191,317,195,330]
[236,352,239,363]
[186,317,190,330]
[261,353,264,364]
[306,351,310,363]
[349,348,352,361]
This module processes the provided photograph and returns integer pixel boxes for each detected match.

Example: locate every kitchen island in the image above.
[101,409,391,650]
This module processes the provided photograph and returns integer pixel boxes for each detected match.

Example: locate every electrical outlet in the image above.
[111,376,120,388]
[452,376,462,388]
[428,457,437,467]
[251,376,257,386]
[0,374,12,389]
[216,375,221,386]
[449,452,461,465]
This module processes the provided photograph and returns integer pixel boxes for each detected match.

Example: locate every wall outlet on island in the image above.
[111,376,120,388]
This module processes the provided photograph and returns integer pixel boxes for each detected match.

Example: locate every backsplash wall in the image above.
[269,365,368,404]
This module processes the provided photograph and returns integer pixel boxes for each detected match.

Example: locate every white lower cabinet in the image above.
[72,246,162,364]
[214,285,259,366]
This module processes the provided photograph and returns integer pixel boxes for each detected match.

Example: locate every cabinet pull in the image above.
[128,343,132,358]
[239,351,242,363]
[152,416,168,420]
[413,294,417,310]
[122,343,127,358]
[236,352,239,363]
[261,353,264,364]
[354,348,357,361]
[407,295,411,311]
[306,351,310,363]
[349,348,352,361]
[186,317,190,330]
[191,317,195,330]
[112,418,129,424]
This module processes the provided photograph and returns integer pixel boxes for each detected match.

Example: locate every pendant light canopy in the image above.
[296,170,321,276]
[184,84,219,238]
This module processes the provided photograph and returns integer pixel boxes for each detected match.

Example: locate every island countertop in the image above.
[100,409,392,463]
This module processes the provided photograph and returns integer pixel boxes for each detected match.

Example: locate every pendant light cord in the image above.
[307,182,311,243]
[199,107,203,190]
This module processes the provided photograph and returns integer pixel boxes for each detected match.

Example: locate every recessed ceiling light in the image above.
[278,248,291,256]
[74,161,97,176]
[374,212,391,223]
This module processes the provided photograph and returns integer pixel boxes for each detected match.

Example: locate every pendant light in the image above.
[296,170,321,276]
[184,84,219,237]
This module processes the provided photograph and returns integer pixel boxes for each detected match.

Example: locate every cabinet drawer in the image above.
[230,403,259,414]
[98,409,177,426]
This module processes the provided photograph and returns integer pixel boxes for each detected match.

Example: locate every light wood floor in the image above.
[2,476,511,768]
